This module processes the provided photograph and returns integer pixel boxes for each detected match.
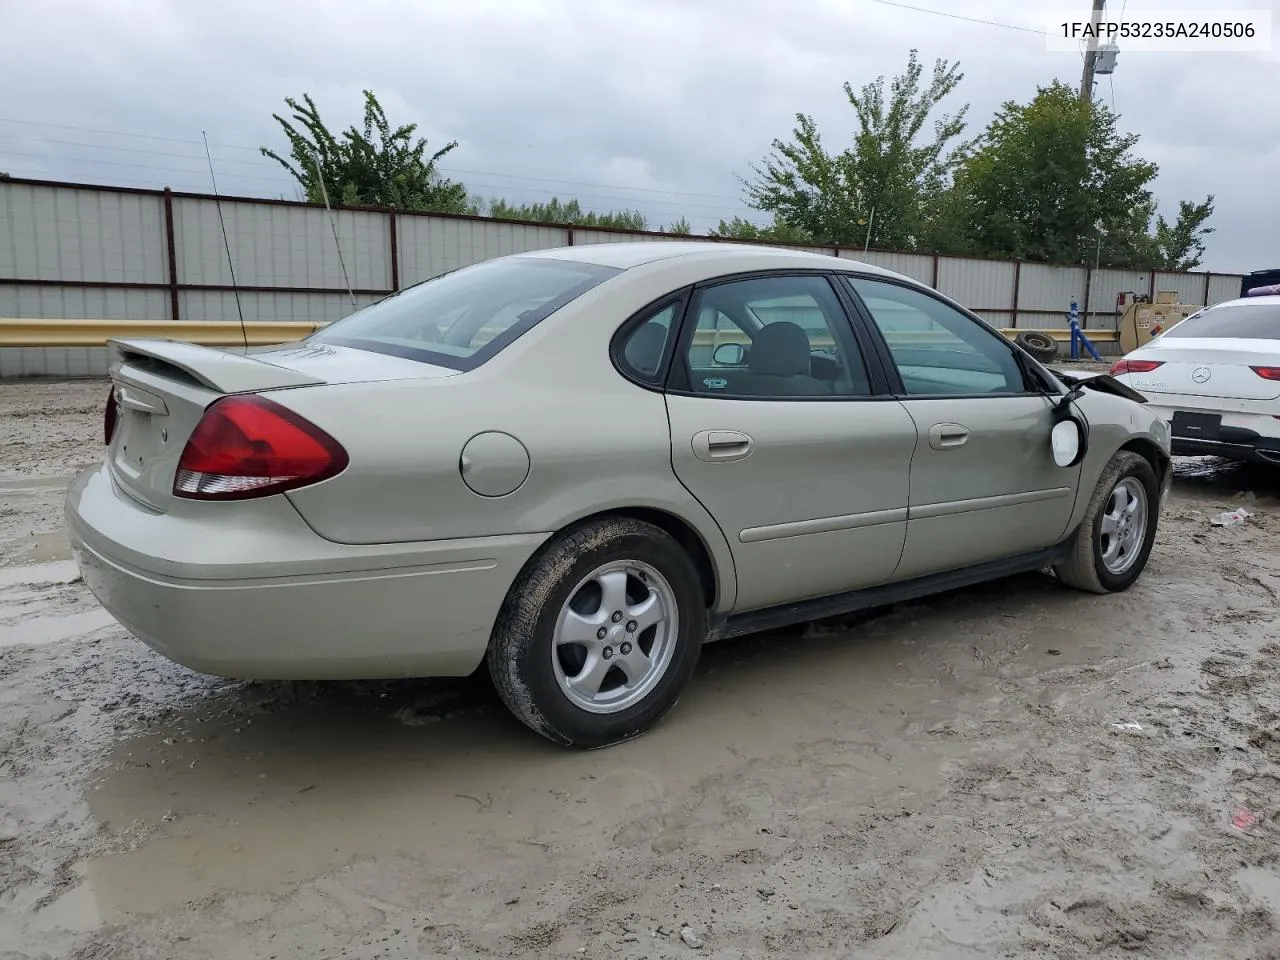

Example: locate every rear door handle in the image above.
[692,430,754,462]
[928,422,969,450]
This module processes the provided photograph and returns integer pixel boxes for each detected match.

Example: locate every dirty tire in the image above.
[1055,451,1159,594]
[1016,331,1059,363]
[487,517,706,748]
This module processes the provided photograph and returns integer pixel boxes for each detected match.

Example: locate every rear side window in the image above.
[1162,302,1280,340]
[312,258,620,369]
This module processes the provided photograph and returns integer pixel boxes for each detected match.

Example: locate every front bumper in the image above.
[65,466,548,680]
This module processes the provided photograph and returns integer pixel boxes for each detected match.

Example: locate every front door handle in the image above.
[928,422,969,450]
[692,429,754,462]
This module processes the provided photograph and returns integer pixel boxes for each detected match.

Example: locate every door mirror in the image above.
[1051,417,1087,468]
[712,342,746,366]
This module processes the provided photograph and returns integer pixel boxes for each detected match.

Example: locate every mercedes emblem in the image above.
[1191,366,1212,384]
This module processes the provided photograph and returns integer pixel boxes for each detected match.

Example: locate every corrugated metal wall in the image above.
[0,177,1247,377]
[1208,274,1241,304]
[845,250,935,284]
[398,217,568,284]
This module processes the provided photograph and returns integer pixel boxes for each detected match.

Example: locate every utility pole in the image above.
[1079,0,1107,104]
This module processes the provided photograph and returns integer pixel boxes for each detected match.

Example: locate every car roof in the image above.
[1225,294,1280,306]
[513,240,905,280]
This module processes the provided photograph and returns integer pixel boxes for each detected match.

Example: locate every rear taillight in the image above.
[1251,366,1280,381]
[174,395,348,500]
[1108,359,1165,377]
[104,387,119,445]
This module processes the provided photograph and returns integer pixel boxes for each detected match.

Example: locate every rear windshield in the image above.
[1163,302,1280,340]
[311,257,620,369]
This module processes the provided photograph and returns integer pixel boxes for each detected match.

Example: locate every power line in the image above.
[0,117,752,205]
[0,132,283,169]
[0,150,757,215]
[0,116,262,152]
[865,0,1045,35]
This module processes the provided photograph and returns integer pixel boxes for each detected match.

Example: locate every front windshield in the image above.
[1162,301,1280,340]
[311,257,620,368]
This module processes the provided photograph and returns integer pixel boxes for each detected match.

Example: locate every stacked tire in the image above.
[1016,331,1059,363]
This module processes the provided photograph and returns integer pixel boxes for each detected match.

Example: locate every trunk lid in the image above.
[105,338,457,510]
[1131,338,1280,401]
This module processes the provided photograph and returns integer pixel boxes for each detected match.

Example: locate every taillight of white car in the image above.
[173,395,348,500]
[1108,359,1164,377]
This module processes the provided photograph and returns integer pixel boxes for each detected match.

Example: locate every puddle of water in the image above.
[1233,867,1280,915]
[0,558,115,648]
[28,865,101,934]
[0,607,117,649]
[0,531,72,568]
[0,559,81,589]
[77,621,992,924]
[0,474,77,493]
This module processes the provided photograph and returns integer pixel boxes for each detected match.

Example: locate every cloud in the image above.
[0,0,1270,270]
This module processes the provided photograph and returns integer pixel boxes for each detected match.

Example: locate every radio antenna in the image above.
[310,147,356,311]
[202,131,248,352]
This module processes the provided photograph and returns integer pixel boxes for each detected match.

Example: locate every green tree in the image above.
[744,50,969,249]
[1151,196,1215,270]
[708,215,812,243]
[665,217,692,234]
[476,196,648,230]
[261,91,468,212]
[945,81,1213,268]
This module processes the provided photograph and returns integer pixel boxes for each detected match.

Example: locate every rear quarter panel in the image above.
[273,261,742,611]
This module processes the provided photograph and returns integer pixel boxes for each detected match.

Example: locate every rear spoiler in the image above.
[108,338,326,394]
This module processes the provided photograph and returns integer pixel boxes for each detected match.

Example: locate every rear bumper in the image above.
[1139,397,1280,465]
[65,465,548,679]
[1169,437,1280,464]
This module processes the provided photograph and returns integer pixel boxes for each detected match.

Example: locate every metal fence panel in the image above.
[937,258,1015,312]
[0,179,1252,379]
[1208,274,1242,305]
[0,346,111,379]
[975,310,1015,329]
[839,250,934,284]
[1086,268,1151,315]
[397,216,568,285]
[572,230,664,245]
[0,284,168,321]
[1153,271,1209,306]
[0,182,166,283]
[172,198,390,290]
[177,290,377,324]
[1017,262,1087,324]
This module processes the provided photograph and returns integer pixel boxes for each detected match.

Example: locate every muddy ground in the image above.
[1,378,1279,960]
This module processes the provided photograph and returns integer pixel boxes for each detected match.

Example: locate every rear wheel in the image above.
[487,517,706,748]
[1055,451,1159,594]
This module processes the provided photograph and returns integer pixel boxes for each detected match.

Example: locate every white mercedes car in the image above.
[1110,294,1280,465]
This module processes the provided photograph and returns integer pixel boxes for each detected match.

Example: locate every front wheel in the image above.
[487,517,706,748]
[1054,451,1160,594]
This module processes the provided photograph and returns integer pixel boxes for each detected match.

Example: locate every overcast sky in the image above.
[2,0,1276,273]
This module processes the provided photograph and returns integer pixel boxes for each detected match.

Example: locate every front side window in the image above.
[680,275,870,398]
[1161,302,1280,340]
[846,277,1026,397]
[312,257,620,369]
